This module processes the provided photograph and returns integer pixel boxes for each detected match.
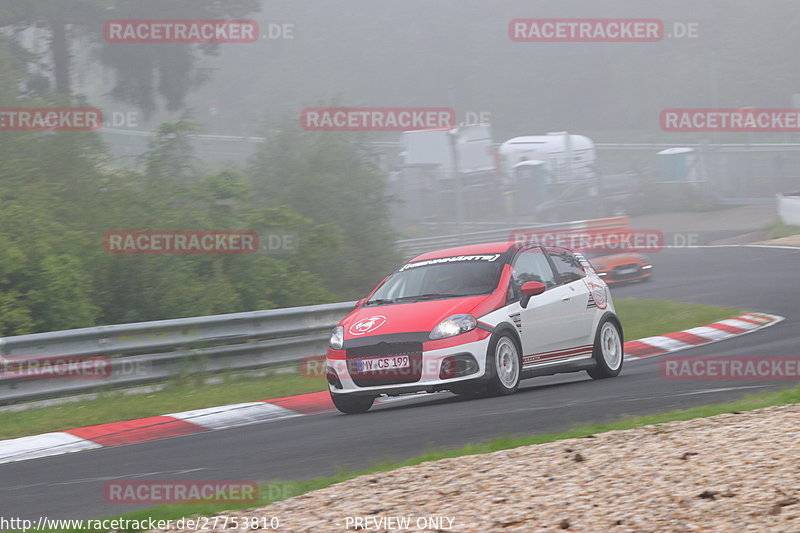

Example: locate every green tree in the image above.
[1,0,259,114]
[248,121,400,297]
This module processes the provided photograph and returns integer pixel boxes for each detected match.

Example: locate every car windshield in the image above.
[367,258,504,304]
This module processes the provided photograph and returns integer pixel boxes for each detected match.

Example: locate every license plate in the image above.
[617,267,638,274]
[357,355,411,372]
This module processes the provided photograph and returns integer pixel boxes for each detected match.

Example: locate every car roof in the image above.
[409,241,517,262]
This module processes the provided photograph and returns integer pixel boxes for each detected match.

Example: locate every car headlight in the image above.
[430,314,477,340]
[329,326,344,350]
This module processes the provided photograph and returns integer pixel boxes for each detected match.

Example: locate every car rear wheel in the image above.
[487,334,522,395]
[330,391,374,414]
[587,319,624,379]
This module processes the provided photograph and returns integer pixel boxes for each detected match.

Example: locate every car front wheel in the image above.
[487,334,522,395]
[587,319,624,379]
[330,392,375,414]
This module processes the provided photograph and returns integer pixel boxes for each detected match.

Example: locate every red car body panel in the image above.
[342,296,487,338]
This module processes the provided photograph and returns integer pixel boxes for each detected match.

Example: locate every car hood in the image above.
[341,296,487,340]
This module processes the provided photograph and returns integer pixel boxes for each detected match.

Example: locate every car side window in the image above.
[547,248,587,284]
[510,248,558,299]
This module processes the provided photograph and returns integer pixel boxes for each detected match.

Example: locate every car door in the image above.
[545,247,596,349]
[509,247,576,365]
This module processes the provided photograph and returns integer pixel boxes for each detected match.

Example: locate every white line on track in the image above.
[675,385,770,396]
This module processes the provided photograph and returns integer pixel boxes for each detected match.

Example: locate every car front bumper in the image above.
[326,332,493,396]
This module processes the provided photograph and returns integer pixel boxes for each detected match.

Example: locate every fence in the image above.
[595,143,800,203]
[102,128,800,203]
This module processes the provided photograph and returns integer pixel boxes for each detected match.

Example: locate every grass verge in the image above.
[0,298,742,440]
[613,298,741,341]
[37,383,800,533]
[0,370,327,440]
[768,219,800,239]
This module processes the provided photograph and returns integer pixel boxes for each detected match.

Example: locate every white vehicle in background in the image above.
[498,132,597,183]
[399,123,495,175]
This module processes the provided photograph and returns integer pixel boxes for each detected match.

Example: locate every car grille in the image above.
[610,263,642,280]
[346,342,423,387]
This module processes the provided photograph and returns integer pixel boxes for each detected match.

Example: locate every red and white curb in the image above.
[624,313,783,359]
[0,392,336,465]
[0,312,784,466]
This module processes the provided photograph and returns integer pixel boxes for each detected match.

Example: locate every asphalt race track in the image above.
[2,246,799,521]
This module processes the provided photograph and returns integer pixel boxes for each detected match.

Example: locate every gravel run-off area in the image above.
[151,403,800,533]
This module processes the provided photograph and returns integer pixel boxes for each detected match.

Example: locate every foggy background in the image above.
[76,0,800,141]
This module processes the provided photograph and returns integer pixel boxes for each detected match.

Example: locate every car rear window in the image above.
[547,248,587,284]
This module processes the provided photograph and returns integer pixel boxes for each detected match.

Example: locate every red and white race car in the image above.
[325,242,624,413]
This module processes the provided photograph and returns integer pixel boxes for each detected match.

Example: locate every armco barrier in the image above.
[0,217,631,405]
[0,302,355,404]
[778,193,800,226]
[395,216,629,259]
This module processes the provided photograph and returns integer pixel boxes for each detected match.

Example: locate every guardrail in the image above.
[395,216,629,259]
[0,302,355,405]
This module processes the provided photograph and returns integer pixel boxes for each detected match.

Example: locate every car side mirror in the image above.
[520,281,546,309]
[355,298,366,308]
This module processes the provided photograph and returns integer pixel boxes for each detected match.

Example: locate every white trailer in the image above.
[400,124,495,175]
[498,132,596,182]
